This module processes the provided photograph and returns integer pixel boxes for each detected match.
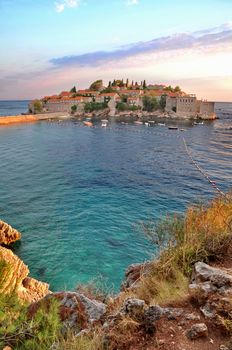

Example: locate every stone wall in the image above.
[165,96,177,112]
[176,96,197,116]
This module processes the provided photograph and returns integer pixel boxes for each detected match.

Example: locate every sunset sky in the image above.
[0,0,232,101]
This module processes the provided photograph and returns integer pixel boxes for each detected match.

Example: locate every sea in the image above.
[0,100,232,291]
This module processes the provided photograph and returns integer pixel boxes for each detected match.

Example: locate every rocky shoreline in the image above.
[1,203,232,350]
[0,108,217,127]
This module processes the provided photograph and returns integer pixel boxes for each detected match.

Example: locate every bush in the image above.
[116,102,140,112]
[84,102,107,113]
[142,95,159,112]
[0,294,61,350]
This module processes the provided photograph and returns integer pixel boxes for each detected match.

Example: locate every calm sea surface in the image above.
[0,100,30,116]
[0,101,231,291]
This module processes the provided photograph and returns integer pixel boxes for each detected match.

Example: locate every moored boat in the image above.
[168,126,178,130]
[83,121,93,127]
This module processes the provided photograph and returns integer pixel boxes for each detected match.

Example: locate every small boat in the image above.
[157,123,166,126]
[101,119,108,127]
[144,122,149,127]
[148,121,155,124]
[180,128,186,132]
[83,121,93,127]
[193,121,204,125]
[134,121,143,125]
[168,126,178,130]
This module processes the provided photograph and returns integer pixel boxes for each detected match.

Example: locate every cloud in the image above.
[50,23,232,67]
[55,0,80,12]
[127,0,139,5]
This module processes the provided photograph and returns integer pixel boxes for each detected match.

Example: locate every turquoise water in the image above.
[0,116,231,291]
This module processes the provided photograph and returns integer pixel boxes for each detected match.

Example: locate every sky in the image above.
[0,0,232,101]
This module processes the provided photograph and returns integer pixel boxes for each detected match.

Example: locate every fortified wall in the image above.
[166,95,215,119]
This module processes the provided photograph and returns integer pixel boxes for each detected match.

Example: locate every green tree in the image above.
[142,95,159,112]
[126,78,129,87]
[174,85,181,92]
[89,80,103,91]
[108,81,112,88]
[159,95,166,110]
[33,100,43,113]
[143,80,147,89]
[121,94,128,103]
[84,101,107,113]
[70,86,76,93]
[71,105,77,114]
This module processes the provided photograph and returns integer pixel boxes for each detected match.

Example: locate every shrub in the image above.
[0,291,61,349]
[84,102,107,113]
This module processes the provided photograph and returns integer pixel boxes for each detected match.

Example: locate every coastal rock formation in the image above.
[0,220,21,245]
[121,262,152,290]
[29,291,107,333]
[0,246,50,302]
[189,261,232,296]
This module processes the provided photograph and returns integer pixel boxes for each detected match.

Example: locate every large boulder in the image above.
[0,246,50,302]
[189,262,232,297]
[0,220,21,245]
[29,292,107,333]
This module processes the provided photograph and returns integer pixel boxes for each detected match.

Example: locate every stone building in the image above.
[45,97,92,113]
[165,94,215,118]
[176,95,197,116]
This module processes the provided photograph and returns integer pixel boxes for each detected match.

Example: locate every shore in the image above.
[0,109,217,127]
[0,112,69,126]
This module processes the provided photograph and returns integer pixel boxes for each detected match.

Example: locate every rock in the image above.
[185,313,201,321]
[219,345,229,350]
[121,298,146,321]
[163,307,184,320]
[0,220,21,245]
[144,305,163,321]
[29,292,107,332]
[186,323,208,340]
[192,262,232,290]
[200,303,215,319]
[121,262,151,290]
[0,246,50,302]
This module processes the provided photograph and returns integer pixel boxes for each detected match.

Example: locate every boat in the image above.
[101,119,108,127]
[168,126,178,130]
[157,123,166,126]
[144,122,149,127]
[83,121,93,127]
[180,128,186,132]
[134,121,143,125]
[193,121,204,125]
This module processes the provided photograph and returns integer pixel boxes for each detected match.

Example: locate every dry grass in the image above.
[56,330,104,350]
[115,194,232,307]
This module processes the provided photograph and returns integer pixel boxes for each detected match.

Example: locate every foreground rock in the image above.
[121,262,152,290]
[186,323,208,340]
[0,246,50,302]
[29,291,107,333]
[0,220,21,245]
[189,261,232,296]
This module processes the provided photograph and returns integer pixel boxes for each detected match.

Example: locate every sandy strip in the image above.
[0,115,38,125]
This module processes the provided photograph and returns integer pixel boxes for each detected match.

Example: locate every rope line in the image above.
[59,120,227,197]
[182,136,226,198]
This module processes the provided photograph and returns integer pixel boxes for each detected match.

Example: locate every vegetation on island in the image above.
[84,101,108,113]
[89,80,103,91]
[1,193,232,349]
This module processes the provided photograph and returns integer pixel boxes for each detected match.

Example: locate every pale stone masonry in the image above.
[166,95,215,118]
